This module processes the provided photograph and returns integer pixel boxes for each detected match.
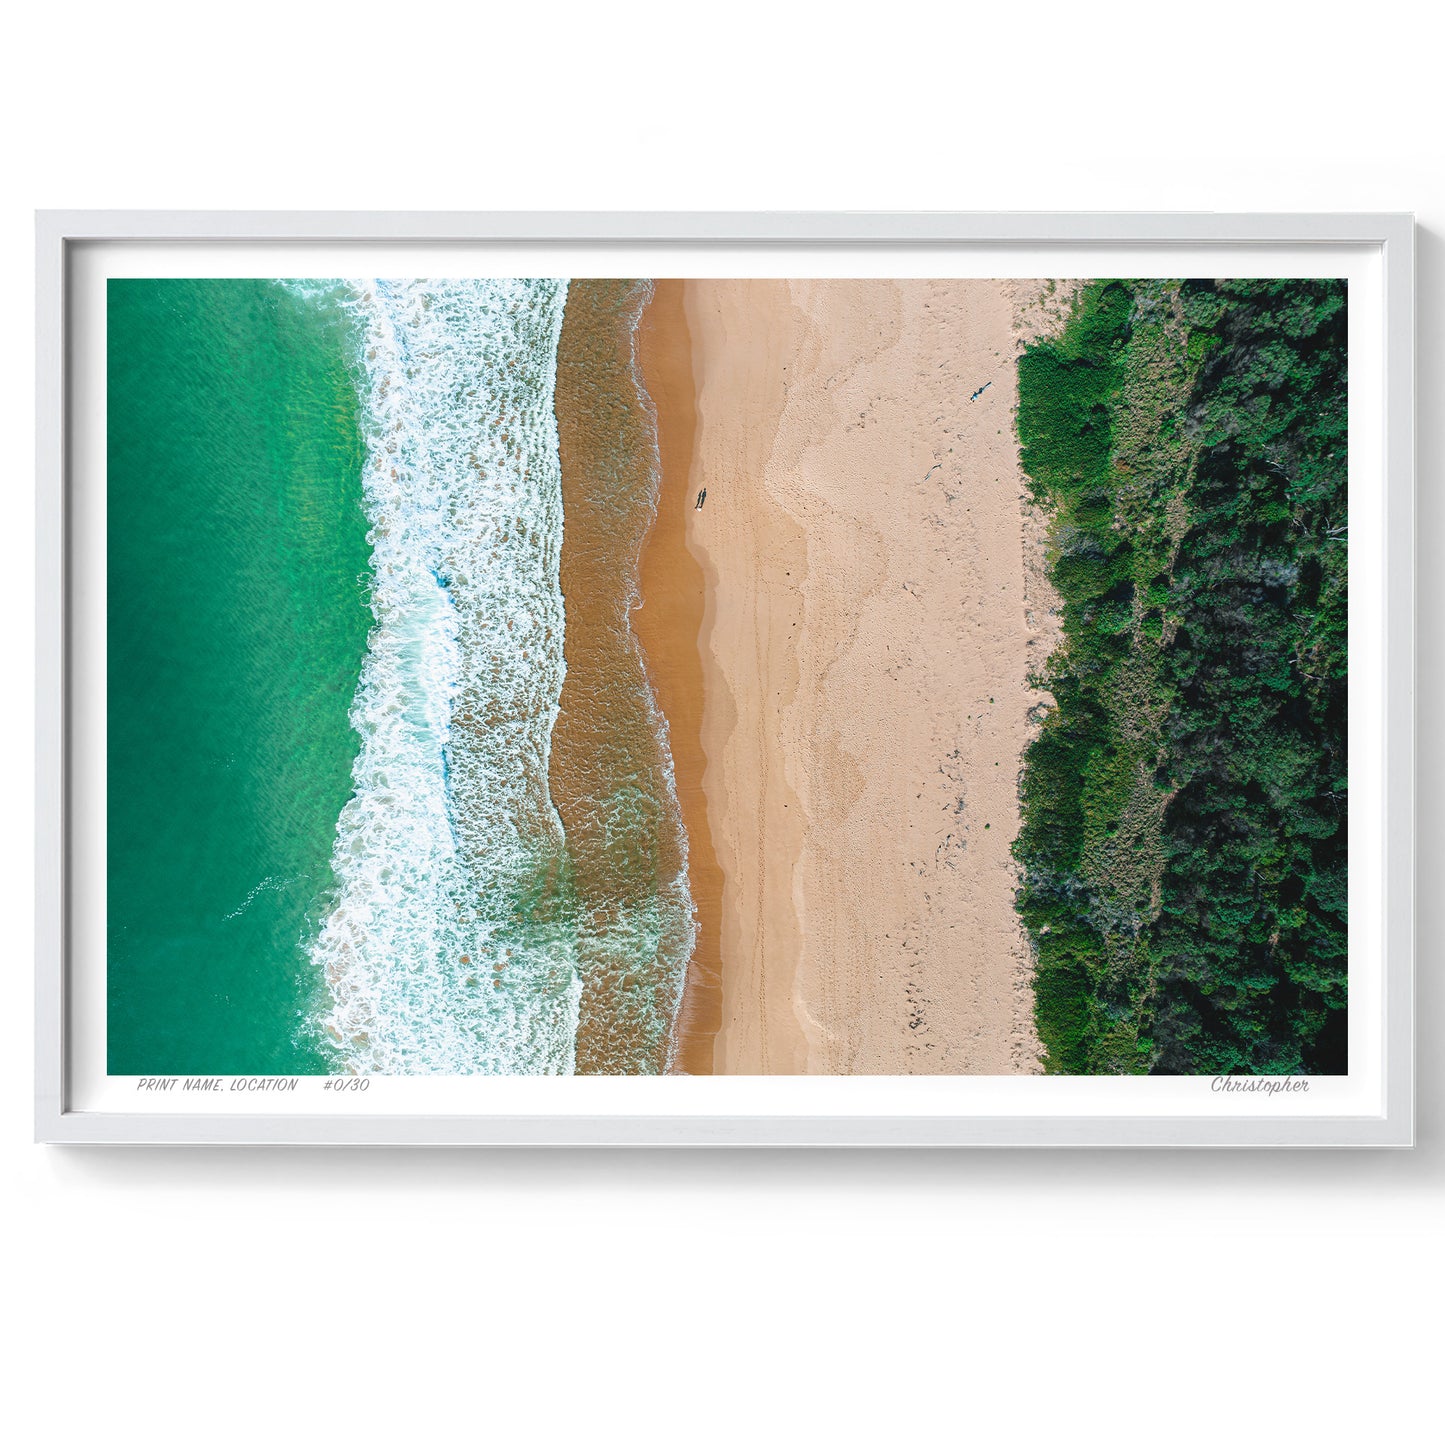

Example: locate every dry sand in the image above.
[638,278,1055,1074]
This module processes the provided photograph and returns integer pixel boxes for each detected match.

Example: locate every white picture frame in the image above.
[35,210,1416,1146]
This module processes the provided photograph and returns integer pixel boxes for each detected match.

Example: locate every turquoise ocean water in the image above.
[108,279,372,1074]
[107,278,693,1075]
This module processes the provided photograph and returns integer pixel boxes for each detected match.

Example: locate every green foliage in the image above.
[1016,282,1131,505]
[1014,278,1348,1075]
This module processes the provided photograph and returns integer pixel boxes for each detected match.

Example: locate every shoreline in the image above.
[551,280,696,1075]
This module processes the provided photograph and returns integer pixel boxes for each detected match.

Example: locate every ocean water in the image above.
[552,280,696,1074]
[107,279,372,1074]
[308,277,582,1074]
[108,277,694,1075]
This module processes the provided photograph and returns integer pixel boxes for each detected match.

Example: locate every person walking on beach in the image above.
[969,380,993,402]
[695,487,707,510]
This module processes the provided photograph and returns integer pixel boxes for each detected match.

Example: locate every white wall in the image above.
[5,4,1439,1440]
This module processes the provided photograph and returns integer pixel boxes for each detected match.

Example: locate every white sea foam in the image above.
[309,278,580,1074]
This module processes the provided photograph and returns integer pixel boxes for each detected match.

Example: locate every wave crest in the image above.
[309,278,580,1074]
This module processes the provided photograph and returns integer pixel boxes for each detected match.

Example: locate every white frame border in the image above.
[35,210,1416,1147]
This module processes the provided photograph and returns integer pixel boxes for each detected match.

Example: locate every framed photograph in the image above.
[35,210,1414,1146]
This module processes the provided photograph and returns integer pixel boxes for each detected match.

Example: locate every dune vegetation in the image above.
[1014,277,1348,1075]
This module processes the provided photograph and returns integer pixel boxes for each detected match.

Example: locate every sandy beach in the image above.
[638,278,1054,1074]
[632,282,726,1074]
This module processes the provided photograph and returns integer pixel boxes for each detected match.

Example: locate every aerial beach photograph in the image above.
[21,11,1432,1437]
[106,272,1348,1078]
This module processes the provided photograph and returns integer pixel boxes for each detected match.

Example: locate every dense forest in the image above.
[1013,278,1348,1075]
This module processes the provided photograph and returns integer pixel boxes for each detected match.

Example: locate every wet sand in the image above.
[634,282,726,1074]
